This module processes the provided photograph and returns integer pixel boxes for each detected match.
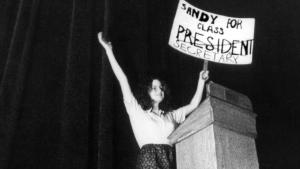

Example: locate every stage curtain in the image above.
[0,0,109,169]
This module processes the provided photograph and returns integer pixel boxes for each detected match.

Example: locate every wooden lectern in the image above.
[168,82,259,169]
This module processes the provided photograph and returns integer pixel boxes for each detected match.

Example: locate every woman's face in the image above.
[148,79,165,104]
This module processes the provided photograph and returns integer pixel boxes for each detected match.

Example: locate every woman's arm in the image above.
[98,32,134,102]
[172,70,209,118]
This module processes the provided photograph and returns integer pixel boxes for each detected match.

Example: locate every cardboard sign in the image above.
[169,0,255,64]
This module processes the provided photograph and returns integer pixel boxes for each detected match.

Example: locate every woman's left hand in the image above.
[200,70,209,81]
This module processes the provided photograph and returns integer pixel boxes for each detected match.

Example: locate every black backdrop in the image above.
[0,0,300,169]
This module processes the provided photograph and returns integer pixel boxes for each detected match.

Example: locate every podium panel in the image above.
[214,126,259,169]
[176,125,217,169]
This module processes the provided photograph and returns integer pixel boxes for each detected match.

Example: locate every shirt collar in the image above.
[147,108,164,116]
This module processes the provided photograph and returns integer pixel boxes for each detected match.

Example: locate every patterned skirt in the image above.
[136,144,176,169]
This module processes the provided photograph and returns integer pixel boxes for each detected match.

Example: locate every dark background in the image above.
[0,0,299,169]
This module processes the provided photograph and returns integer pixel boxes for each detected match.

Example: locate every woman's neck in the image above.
[151,103,160,115]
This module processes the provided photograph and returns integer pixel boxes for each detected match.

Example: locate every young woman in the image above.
[98,32,209,169]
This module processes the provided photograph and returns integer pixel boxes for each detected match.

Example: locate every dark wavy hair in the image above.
[133,76,173,112]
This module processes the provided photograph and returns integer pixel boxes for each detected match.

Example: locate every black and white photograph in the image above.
[0,0,299,169]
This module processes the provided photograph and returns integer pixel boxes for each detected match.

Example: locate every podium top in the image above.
[207,81,253,111]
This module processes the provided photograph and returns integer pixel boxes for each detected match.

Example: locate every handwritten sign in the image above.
[169,0,255,64]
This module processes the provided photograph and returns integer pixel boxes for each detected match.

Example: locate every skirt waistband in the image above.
[140,144,173,150]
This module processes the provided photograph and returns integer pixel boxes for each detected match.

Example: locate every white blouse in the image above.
[123,95,186,148]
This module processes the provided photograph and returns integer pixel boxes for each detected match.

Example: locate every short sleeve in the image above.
[171,109,186,124]
[123,95,143,116]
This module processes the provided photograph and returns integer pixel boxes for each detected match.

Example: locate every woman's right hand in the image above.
[98,32,112,51]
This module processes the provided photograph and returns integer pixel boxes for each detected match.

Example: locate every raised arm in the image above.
[172,70,209,119]
[98,32,134,102]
